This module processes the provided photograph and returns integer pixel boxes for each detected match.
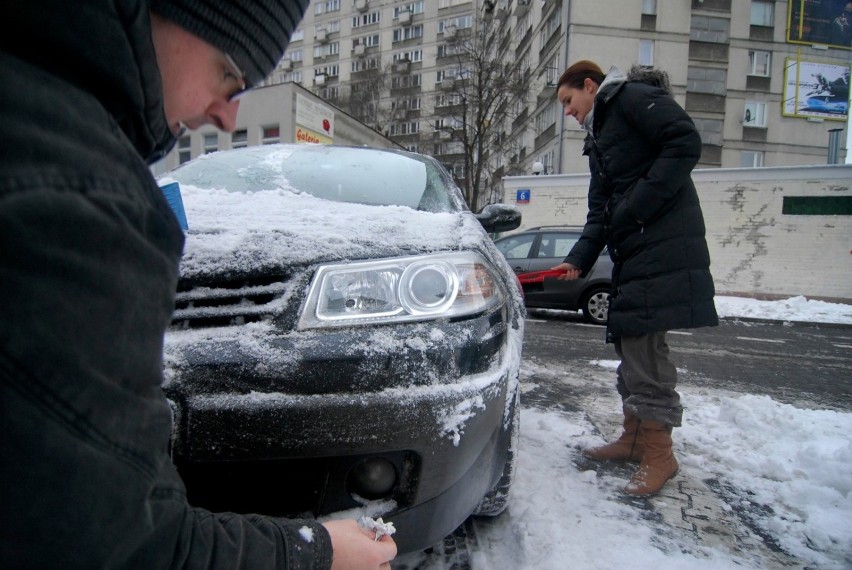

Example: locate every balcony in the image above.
[394,60,411,73]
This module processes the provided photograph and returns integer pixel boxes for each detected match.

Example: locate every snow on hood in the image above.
[177,184,487,279]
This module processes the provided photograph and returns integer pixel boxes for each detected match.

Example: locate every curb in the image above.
[720,316,852,329]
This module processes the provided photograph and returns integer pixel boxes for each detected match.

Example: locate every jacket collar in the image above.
[583,66,628,134]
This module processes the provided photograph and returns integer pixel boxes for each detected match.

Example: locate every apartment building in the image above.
[160,1,850,205]
[278,1,849,174]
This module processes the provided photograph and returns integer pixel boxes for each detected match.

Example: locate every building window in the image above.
[353,34,380,49]
[439,15,474,33]
[748,50,771,76]
[536,150,555,174]
[178,135,191,164]
[534,102,556,135]
[287,71,303,83]
[639,40,654,66]
[393,24,424,42]
[743,101,767,127]
[290,29,304,42]
[231,129,247,149]
[315,0,340,15]
[389,121,420,135]
[352,57,380,72]
[313,42,340,58]
[394,2,424,17]
[740,150,764,167]
[544,55,560,86]
[750,1,773,27]
[262,125,280,145]
[352,11,380,28]
[317,65,339,77]
[289,49,303,62]
[203,133,218,154]
[641,0,656,15]
[394,50,423,63]
[320,86,339,100]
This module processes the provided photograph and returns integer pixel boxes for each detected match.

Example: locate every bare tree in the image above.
[431,11,531,210]
[329,56,395,135]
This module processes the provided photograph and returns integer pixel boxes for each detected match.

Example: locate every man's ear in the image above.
[584,77,596,93]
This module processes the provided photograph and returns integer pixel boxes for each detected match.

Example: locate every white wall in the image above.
[502,165,852,301]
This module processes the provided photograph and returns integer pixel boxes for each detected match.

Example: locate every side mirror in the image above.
[475,203,522,233]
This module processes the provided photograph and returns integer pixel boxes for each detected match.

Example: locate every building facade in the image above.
[151,81,402,176]
[159,1,851,202]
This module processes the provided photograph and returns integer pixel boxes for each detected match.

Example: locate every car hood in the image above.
[178,185,486,279]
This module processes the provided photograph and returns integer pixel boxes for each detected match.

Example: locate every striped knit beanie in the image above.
[150,0,309,87]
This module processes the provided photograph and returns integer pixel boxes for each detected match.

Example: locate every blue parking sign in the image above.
[516,189,530,204]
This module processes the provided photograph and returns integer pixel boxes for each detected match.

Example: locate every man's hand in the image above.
[551,262,581,280]
[323,519,397,570]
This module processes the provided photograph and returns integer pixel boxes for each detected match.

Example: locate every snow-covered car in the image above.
[160,144,525,554]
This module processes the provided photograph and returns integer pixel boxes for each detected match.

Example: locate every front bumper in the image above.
[165,309,522,553]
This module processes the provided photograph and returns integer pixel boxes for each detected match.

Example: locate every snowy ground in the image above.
[395,296,852,569]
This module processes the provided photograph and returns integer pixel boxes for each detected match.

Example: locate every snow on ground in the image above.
[396,296,852,569]
[714,295,852,325]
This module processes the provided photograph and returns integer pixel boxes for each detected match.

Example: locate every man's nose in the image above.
[208,99,240,132]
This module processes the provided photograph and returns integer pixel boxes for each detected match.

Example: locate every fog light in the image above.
[347,457,397,500]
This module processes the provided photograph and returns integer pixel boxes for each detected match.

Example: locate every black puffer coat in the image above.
[564,67,718,341]
[0,1,329,568]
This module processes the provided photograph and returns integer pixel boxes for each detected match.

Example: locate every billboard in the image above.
[788,0,852,50]
[295,94,334,144]
[783,58,850,120]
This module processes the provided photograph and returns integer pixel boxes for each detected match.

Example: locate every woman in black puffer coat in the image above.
[552,60,718,497]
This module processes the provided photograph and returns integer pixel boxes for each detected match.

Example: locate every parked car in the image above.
[159,144,524,554]
[493,226,612,325]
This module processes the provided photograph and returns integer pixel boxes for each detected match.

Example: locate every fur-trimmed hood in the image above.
[583,65,673,132]
[626,64,672,95]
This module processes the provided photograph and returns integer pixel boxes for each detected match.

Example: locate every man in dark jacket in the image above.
[552,60,718,497]
[0,1,396,568]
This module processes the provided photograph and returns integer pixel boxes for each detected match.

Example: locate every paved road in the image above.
[523,309,852,412]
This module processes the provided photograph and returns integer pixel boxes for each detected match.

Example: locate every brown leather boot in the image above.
[624,420,679,496]
[583,407,646,462]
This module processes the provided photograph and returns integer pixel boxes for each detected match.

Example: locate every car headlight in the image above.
[298,252,504,329]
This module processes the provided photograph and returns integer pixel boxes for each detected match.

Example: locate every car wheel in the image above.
[472,388,519,517]
[581,287,610,325]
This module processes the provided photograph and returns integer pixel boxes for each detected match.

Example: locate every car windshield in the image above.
[168,144,459,213]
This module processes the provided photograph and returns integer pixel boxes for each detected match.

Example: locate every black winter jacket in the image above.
[564,67,718,341]
[0,1,330,568]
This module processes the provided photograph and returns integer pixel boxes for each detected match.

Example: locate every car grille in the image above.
[171,275,290,329]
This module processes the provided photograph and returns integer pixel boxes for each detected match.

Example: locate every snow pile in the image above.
[715,295,852,325]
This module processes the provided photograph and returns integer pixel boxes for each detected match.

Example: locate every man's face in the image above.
[557,78,598,126]
[150,14,244,134]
